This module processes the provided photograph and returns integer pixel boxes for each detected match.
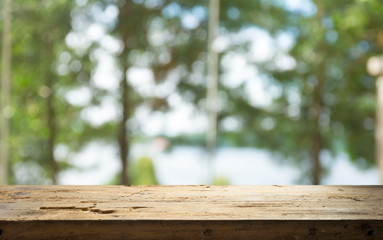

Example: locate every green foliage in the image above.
[157,0,382,183]
[130,157,159,185]
[8,0,76,183]
[260,0,381,182]
[3,0,383,185]
[6,0,105,184]
[108,156,159,185]
[213,176,230,185]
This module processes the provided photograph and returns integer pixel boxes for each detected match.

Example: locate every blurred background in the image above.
[0,0,382,185]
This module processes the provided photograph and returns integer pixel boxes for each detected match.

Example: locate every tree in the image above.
[0,0,12,185]
[247,0,383,184]
[6,0,382,185]
[206,0,220,183]
[163,0,382,184]
[111,0,210,184]
[8,0,78,184]
[113,1,162,185]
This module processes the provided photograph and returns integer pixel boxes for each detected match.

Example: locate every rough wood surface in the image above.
[0,185,382,239]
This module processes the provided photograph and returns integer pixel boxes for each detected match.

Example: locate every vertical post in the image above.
[376,76,383,184]
[367,56,383,184]
[207,0,220,184]
[0,0,12,185]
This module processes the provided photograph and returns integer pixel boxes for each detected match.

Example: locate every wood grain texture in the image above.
[0,185,382,239]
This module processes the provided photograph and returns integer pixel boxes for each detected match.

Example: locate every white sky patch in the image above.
[135,99,207,137]
[164,105,207,136]
[167,92,182,107]
[181,12,200,29]
[274,53,296,71]
[229,27,297,72]
[58,142,120,185]
[216,26,298,110]
[54,144,70,162]
[155,146,209,184]
[100,35,123,55]
[248,32,275,62]
[135,106,165,136]
[13,161,50,184]
[65,86,92,107]
[213,35,230,53]
[59,144,380,185]
[269,84,283,99]
[135,104,203,137]
[214,148,299,184]
[284,0,317,16]
[221,52,253,88]
[276,32,295,51]
[230,27,275,63]
[91,50,121,91]
[162,2,181,18]
[65,31,92,56]
[323,154,380,185]
[220,29,293,108]
[142,111,166,136]
[102,4,119,24]
[86,23,106,42]
[245,75,274,107]
[127,67,155,97]
[191,6,206,20]
[80,96,119,127]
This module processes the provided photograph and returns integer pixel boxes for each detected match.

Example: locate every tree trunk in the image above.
[119,66,130,186]
[0,0,12,185]
[206,0,220,184]
[312,130,322,185]
[311,70,324,185]
[376,77,383,184]
[114,1,135,186]
[311,0,326,185]
[47,74,58,184]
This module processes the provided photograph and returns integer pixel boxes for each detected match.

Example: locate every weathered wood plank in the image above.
[0,185,382,239]
[1,220,383,240]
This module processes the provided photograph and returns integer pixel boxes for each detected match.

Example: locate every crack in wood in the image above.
[40,206,115,214]
[130,206,151,210]
[40,206,76,210]
[90,209,115,214]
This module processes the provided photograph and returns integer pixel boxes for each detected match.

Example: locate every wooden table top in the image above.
[1,185,382,221]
